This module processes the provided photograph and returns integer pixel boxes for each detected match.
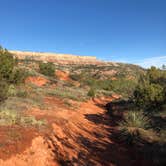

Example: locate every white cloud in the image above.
[136,56,166,68]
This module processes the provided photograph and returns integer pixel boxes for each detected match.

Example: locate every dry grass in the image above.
[0,109,46,127]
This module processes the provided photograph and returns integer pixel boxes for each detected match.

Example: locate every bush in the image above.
[7,85,17,96]
[0,79,9,102]
[87,88,95,97]
[39,62,55,77]
[0,109,46,127]
[0,47,15,82]
[70,73,82,81]
[147,66,162,84]
[86,79,111,90]
[9,68,27,84]
[119,111,150,129]
[134,83,165,111]
[110,79,137,97]
[17,89,28,98]
[0,46,26,102]
[118,111,151,145]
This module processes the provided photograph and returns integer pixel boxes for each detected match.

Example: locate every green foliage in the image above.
[17,89,28,98]
[47,86,88,101]
[119,111,150,129]
[110,79,137,96]
[7,85,28,98]
[87,88,95,97]
[0,79,9,102]
[0,109,46,127]
[0,47,15,81]
[70,73,82,81]
[39,62,55,77]
[162,64,166,70]
[118,111,151,145]
[7,85,17,97]
[133,66,166,112]
[85,79,112,91]
[134,83,164,110]
[116,66,166,148]
[147,66,162,83]
[147,66,166,86]
[0,46,27,102]
[9,68,27,84]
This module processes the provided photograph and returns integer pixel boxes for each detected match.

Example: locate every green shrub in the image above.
[86,79,111,90]
[7,85,17,96]
[0,109,18,125]
[9,68,27,84]
[134,83,165,110]
[0,46,26,103]
[0,80,9,102]
[0,109,46,127]
[0,47,15,82]
[119,111,150,129]
[70,73,82,81]
[147,66,162,84]
[87,88,95,97]
[110,79,137,97]
[17,89,28,98]
[39,62,55,77]
[118,111,151,145]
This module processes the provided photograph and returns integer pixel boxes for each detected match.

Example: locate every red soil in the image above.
[0,126,38,160]
[0,96,149,166]
[55,70,70,81]
[25,76,49,86]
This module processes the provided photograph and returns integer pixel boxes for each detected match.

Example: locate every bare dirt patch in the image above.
[0,126,38,160]
[25,76,49,86]
[55,70,70,81]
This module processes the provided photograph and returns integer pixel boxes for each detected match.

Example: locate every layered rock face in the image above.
[10,50,104,65]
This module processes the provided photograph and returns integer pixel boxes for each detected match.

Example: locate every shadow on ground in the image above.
[49,100,164,166]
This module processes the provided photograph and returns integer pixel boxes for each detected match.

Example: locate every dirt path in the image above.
[0,97,145,166]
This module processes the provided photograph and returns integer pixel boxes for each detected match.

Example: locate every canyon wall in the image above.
[10,50,104,65]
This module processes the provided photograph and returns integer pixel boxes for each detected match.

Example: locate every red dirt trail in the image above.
[0,96,147,166]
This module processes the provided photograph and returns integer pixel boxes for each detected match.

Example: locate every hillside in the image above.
[0,48,165,166]
[10,50,104,65]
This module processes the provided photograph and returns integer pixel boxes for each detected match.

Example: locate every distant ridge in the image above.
[9,50,106,65]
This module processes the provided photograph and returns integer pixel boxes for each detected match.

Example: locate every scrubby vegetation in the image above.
[69,65,141,98]
[133,67,166,112]
[39,62,55,77]
[0,47,27,102]
[0,109,46,127]
[0,45,165,165]
[87,88,96,97]
[107,66,166,165]
[0,46,46,128]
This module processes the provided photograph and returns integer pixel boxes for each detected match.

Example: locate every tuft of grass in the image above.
[7,85,17,97]
[17,89,28,98]
[118,111,151,145]
[87,88,95,97]
[0,110,19,126]
[0,109,46,127]
[47,86,88,101]
[119,111,150,129]
[20,116,46,127]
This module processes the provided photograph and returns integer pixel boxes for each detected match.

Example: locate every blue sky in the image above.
[0,0,165,68]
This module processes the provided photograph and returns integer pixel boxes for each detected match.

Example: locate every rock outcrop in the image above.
[10,50,104,65]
